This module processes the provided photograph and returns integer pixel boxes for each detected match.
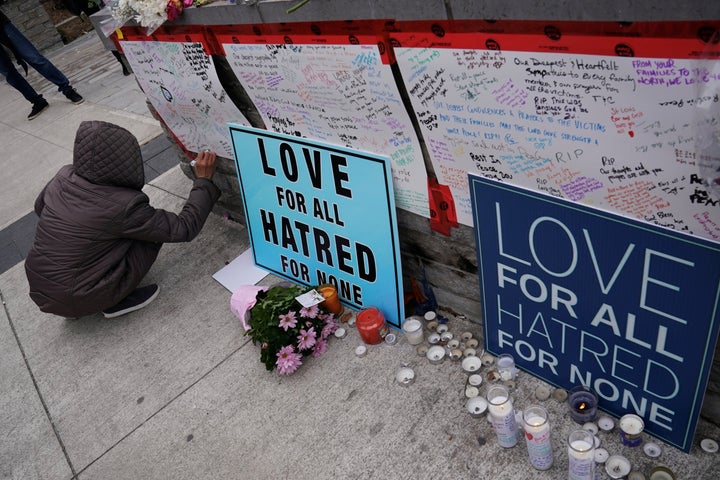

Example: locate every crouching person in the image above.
[25,120,220,319]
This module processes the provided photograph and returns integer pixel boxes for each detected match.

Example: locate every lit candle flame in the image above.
[578,402,587,411]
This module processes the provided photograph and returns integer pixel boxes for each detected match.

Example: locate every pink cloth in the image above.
[230,285,269,331]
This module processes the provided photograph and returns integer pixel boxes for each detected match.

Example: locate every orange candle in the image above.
[319,284,343,315]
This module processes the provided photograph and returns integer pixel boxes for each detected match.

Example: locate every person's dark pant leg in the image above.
[115,241,163,301]
[0,46,43,103]
[2,22,71,93]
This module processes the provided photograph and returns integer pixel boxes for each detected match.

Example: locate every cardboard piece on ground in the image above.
[212,250,268,292]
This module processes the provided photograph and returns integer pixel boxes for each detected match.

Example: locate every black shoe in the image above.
[28,99,49,120]
[102,284,160,318]
[64,87,84,104]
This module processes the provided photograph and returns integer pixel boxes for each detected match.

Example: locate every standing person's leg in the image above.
[2,22,83,103]
[0,47,48,119]
[0,46,42,102]
[111,50,131,76]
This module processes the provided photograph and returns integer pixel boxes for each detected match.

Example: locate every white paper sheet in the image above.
[212,250,269,292]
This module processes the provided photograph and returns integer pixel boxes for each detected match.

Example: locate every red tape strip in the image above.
[428,177,459,236]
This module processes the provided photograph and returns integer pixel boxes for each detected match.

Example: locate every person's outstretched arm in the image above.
[119,151,222,243]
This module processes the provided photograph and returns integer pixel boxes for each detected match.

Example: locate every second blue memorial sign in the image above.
[229,124,404,328]
[469,174,720,452]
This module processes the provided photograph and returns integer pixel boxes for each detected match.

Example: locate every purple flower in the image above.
[312,338,328,357]
[276,345,302,375]
[300,304,319,319]
[278,311,297,331]
[297,327,317,350]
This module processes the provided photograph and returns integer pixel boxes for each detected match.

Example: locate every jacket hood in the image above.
[73,120,145,190]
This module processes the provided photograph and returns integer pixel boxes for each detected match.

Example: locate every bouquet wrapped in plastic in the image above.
[107,0,211,35]
[231,284,340,375]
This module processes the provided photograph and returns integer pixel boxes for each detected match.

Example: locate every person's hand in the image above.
[192,150,217,179]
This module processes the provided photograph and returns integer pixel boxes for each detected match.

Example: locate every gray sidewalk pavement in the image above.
[1,30,719,480]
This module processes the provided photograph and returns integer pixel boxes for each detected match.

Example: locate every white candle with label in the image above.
[619,414,644,447]
[487,385,519,448]
[568,429,595,480]
[523,405,553,470]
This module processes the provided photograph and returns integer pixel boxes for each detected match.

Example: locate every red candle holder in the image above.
[356,307,388,345]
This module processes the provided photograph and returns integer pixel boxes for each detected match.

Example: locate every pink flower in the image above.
[278,311,297,331]
[297,327,317,350]
[312,338,328,357]
[183,0,194,6]
[300,304,319,319]
[321,321,338,339]
[165,0,183,21]
[276,345,302,375]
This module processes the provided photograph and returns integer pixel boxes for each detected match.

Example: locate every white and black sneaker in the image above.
[102,284,159,318]
[28,99,49,120]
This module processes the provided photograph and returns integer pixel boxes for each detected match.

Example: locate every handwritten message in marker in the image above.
[221,39,429,218]
[393,29,720,241]
[121,40,249,158]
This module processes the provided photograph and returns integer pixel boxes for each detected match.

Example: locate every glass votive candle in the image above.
[568,429,596,480]
[568,385,598,424]
[497,353,518,380]
[401,317,424,345]
[318,283,343,315]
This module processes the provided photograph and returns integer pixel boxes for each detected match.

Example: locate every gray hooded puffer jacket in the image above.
[25,121,220,317]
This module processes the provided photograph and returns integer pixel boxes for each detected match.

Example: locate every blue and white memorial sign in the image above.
[229,124,404,328]
[469,174,720,452]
